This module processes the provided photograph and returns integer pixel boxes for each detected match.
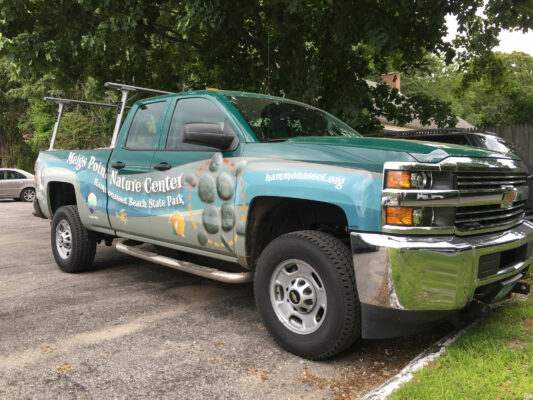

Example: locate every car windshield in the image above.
[226,95,361,142]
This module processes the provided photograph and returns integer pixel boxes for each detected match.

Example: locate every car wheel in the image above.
[51,205,96,273]
[254,230,361,360]
[20,187,35,202]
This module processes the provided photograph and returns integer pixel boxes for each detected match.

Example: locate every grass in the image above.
[391,279,533,400]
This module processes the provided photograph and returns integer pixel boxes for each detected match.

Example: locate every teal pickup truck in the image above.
[34,83,532,359]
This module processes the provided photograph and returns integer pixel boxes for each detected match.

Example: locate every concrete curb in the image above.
[360,295,527,400]
[359,321,478,400]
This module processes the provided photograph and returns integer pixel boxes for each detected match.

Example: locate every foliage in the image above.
[5,75,121,153]
[402,52,533,127]
[0,0,530,168]
[1,0,531,136]
[0,62,34,171]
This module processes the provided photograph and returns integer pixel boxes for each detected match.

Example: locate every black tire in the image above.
[254,230,361,360]
[51,205,96,273]
[20,187,35,202]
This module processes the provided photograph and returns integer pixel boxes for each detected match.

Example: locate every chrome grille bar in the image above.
[457,179,527,186]
[456,201,525,216]
[455,208,525,224]
[456,172,528,190]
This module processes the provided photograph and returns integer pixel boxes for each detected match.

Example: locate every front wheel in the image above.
[254,230,361,360]
[20,187,35,202]
[51,205,96,273]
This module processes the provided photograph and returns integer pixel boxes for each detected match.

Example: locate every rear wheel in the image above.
[254,230,360,360]
[51,205,96,273]
[20,187,35,202]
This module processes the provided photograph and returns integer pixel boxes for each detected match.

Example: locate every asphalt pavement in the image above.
[0,200,451,400]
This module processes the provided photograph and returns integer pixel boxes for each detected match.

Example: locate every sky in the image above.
[445,15,533,56]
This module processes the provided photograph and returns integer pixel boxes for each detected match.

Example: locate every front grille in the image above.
[454,169,528,233]
[456,172,527,189]
[455,201,526,231]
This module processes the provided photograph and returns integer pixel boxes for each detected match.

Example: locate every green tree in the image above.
[0,62,34,171]
[402,52,533,127]
[2,0,532,136]
[13,77,121,152]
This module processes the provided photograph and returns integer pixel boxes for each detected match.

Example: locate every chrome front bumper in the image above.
[351,220,533,312]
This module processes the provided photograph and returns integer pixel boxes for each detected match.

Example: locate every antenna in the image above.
[267,32,270,96]
[266,31,271,139]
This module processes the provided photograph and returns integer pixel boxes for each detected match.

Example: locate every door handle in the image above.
[154,163,171,171]
[111,161,126,169]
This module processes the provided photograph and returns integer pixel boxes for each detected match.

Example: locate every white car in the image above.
[0,168,36,202]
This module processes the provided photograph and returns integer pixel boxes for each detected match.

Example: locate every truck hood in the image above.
[286,136,517,163]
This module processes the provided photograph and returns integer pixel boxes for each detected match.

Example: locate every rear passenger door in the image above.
[150,97,243,256]
[0,170,25,197]
[107,100,170,237]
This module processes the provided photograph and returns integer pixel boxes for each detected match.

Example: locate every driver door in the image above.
[150,96,243,256]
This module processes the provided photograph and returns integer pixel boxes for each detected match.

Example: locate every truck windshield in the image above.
[226,95,361,142]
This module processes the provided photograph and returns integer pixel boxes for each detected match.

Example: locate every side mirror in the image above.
[182,121,237,150]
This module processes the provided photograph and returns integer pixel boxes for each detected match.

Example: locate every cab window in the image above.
[125,101,166,149]
[165,98,225,150]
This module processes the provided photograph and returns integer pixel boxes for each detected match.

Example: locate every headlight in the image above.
[386,170,432,189]
[410,172,430,189]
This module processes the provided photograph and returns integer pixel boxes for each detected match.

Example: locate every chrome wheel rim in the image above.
[269,259,327,334]
[23,189,35,202]
[55,220,72,259]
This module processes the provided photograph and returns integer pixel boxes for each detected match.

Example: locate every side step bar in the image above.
[115,239,252,284]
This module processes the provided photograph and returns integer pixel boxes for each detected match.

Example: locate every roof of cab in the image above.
[136,89,302,105]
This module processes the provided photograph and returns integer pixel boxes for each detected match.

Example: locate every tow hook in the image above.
[511,281,531,295]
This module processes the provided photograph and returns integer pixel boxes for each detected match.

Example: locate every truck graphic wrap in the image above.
[37,149,383,259]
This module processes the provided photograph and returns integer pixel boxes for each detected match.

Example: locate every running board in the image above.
[115,239,252,284]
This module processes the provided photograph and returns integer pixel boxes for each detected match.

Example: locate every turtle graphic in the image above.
[182,153,247,252]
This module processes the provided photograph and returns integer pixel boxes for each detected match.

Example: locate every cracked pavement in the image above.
[0,200,452,399]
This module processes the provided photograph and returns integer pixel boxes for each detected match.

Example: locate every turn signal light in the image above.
[386,207,413,225]
[386,171,411,189]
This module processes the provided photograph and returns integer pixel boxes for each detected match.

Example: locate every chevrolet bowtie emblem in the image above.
[501,186,518,209]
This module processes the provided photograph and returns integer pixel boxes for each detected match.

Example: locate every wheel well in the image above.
[245,197,349,269]
[48,182,77,214]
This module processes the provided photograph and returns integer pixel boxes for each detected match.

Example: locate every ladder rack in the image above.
[44,82,174,150]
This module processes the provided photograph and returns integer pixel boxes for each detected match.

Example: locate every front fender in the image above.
[237,158,383,232]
